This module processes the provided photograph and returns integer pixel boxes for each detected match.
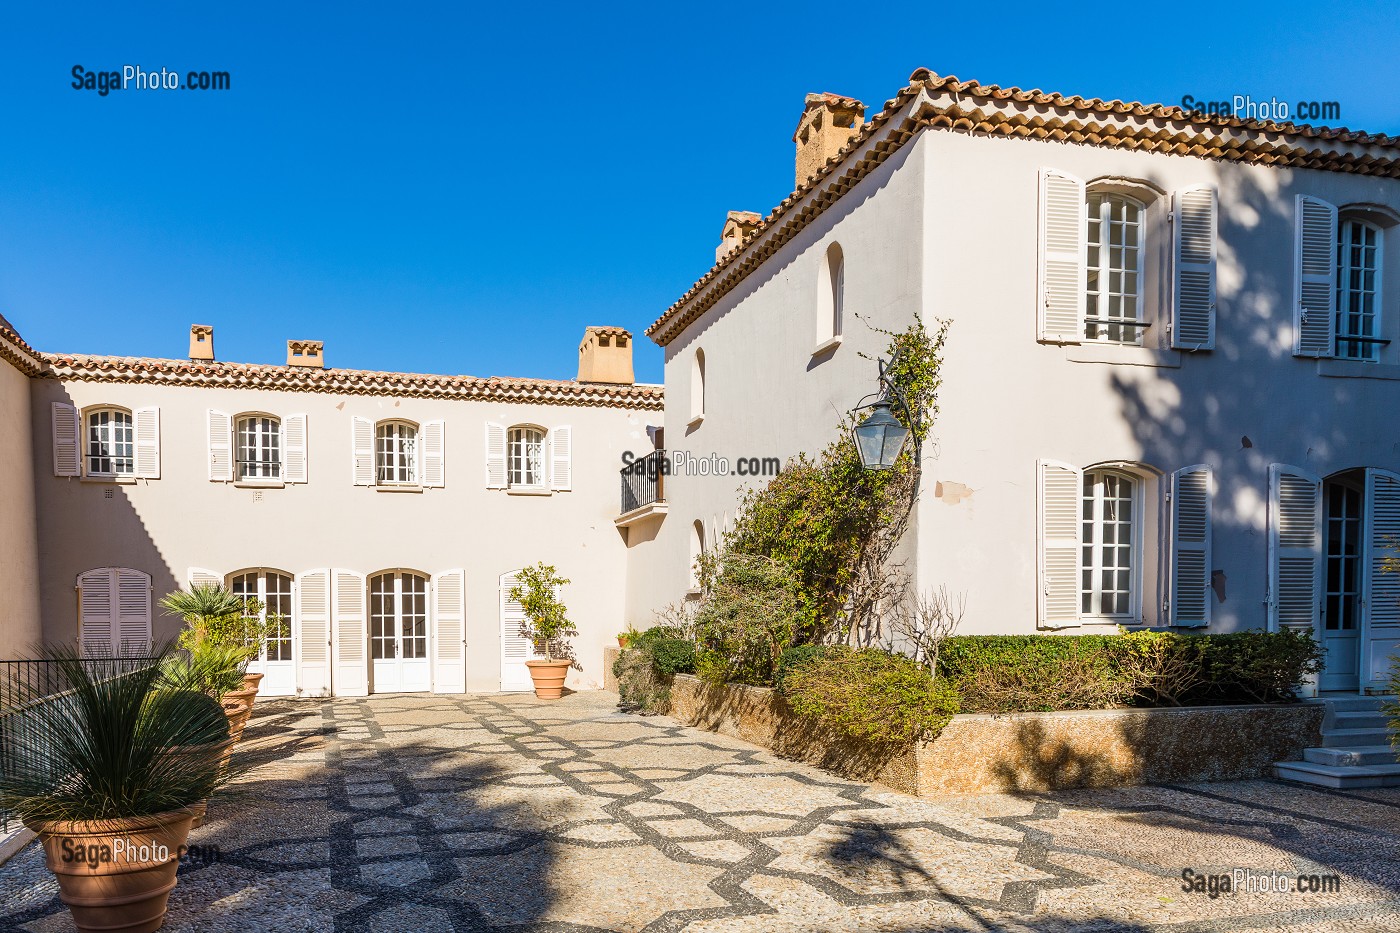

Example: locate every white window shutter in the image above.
[207,409,233,482]
[187,567,223,589]
[284,414,308,484]
[1268,464,1323,637]
[332,569,368,696]
[1364,470,1400,678]
[1171,465,1213,627]
[78,569,115,657]
[1038,169,1086,344]
[1294,195,1338,357]
[431,569,465,693]
[295,570,331,697]
[115,569,152,654]
[133,407,160,479]
[421,420,445,488]
[1038,459,1083,628]
[550,425,573,491]
[485,422,507,489]
[352,417,374,486]
[1173,187,1217,351]
[52,402,81,477]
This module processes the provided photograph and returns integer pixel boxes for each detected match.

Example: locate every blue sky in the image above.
[2,2,1397,385]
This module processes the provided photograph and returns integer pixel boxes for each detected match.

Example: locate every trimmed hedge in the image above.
[613,627,696,713]
[938,629,1322,713]
[776,645,959,747]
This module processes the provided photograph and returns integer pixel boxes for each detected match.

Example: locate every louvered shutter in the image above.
[1268,465,1322,638]
[131,407,161,479]
[549,425,573,491]
[485,422,507,489]
[500,571,537,690]
[1364,469,1400,643]
[421,420,445,488]
[1294,195,1337,357]
[1038,459,1083,628]
[1171,465,1213,627]
[115,569,152,653]
[432,569,465,693]
[295,570,331,697]
[284,414,308,483]
[1173,187,1217,350]
[1038,169,1086,343]
[207,409,233,482]
[351,417,374,486]
[332,569,368,696]
[187,567,222,589]
[78,569,115,657]
[52,402,81,477]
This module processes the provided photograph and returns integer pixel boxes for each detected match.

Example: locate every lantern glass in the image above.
[852,401,909,470]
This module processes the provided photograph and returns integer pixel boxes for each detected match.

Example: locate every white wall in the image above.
[0,357,41,657]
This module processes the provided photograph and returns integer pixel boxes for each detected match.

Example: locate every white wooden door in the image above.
[499,571,539,691]
[229,569,297,697]
[369,571,432,694]
[1321,480,1363,691]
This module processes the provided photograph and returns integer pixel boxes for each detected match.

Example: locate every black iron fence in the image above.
[0,656,162,831]
[621,449,666,514]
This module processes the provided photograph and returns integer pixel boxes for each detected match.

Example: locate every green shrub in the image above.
[938,635,1134,713]
[647,637,696,676]
[773,644,833,692]
[1187,629,1322,704]
[613,627,697,713]
[692,554,802,686]
[778,646,959,747]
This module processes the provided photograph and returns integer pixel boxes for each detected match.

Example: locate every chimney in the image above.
[577,327,635,385]
[189,324,215,362]
[287,339,325,369]
[793,92,865,187]
[716,211,762,263]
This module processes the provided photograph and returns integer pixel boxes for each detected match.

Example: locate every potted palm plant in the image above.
[160,584,269,717]
[510,563,576,699]
[0,646,231,933]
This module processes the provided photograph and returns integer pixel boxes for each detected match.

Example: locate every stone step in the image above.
[1304,744,1398,767]
[1322,695,1395,711]
[1321,727,1393,747]
[1332,711,1391,731]
[1274,760,1400,789]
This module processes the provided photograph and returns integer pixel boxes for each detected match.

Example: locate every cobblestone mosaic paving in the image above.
[4,692,1400,931]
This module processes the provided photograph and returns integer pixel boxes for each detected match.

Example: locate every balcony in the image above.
[616,449,667,527]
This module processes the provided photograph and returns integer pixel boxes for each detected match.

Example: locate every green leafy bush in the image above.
[692,554,802,686]
[613,626,696,713]
[773,644,833,692]
[777,646,959,747]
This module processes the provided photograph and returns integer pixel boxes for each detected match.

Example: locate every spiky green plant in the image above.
[0,644,233,823]
[158,643,249,698]
[160,584,268,661]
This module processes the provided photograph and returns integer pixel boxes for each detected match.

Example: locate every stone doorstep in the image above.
[1274,759,1400,789]
[1332,711,1390,730]
[1320,727,1392,747]
[0,826,35,868]
[1305,744,1398,766]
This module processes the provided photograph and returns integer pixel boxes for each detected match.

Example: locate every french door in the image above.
[1321,481,1363,691]
[369,571,432,693]
[229,570,296,696]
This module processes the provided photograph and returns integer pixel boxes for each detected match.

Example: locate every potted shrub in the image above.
[616,625,640,649]
[0,646,232,933]
[510,563,577,700]
[160,584,270,714]
[158,641,256,741]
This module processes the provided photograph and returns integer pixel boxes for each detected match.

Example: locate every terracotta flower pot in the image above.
[26,808,195,933]
[221,700,252,743]
[221,686,257,712]
[188,799,208,829]
[240,671,264,696]
[525,659,571,700]
[617,636,630,648]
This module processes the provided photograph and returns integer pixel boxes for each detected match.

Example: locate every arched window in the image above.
[817,242,844,346]
[86,407,134,477]
[508,425,546,488]
[689,519,705,589]
[1081,469,1138,618]
[236,414,282,481]
[229,569,294,662]
[690,349,705,423]
[1085,193,1145,344]
[1336,219,1383,360]
[369,571,429,664]
[376,420,418,485]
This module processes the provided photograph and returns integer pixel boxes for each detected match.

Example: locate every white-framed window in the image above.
[690,349,705,423]
[229,569,294,662]
[236,414,282,480]
[1336,219,1383,361]
[369,571,429,661]
[1080,469,1138,618]
[816,243,844,348]
[508,426,545,488]
[86,408,134,477]
[1085,193,1145,345]
[376,421,418,485]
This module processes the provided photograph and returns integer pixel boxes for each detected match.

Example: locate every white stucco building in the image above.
[620,70,1400,697]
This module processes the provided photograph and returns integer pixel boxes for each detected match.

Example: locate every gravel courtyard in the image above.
[3,692,1400,932]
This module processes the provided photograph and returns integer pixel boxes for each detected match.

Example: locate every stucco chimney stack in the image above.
[287,339,325,369]
[577,327,635,385]
[716,211,762,263]
[793,93,865,187]
[189,324,215,362]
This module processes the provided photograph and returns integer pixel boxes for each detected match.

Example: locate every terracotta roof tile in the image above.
[648,68,1400,346]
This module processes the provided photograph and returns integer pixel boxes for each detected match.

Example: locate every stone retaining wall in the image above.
[666,674,1324,796]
